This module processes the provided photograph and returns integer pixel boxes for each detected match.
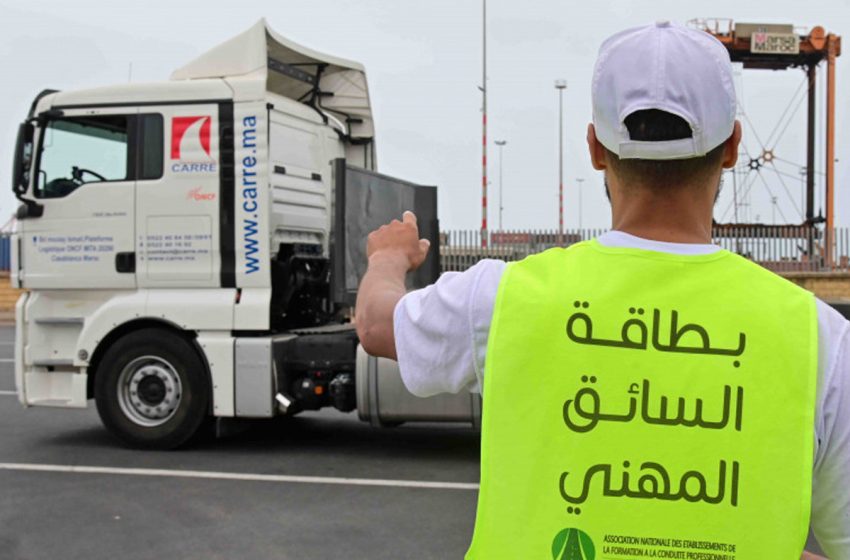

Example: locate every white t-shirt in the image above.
[393,231,850,557]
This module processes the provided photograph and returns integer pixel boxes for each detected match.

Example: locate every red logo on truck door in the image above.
[187,186,216,201]
[171,116,211,159]
[170,116,216,174]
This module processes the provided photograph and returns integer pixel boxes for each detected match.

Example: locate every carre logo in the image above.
[171,116,211,160]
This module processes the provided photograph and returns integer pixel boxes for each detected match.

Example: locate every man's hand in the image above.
[356,211,431,360]
[366,211,430,271]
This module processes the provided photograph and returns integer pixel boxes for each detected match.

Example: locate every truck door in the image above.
[135,103,224,288]
[19,108,157,289]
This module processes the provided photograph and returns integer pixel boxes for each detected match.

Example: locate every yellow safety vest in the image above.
[466,240,817,560]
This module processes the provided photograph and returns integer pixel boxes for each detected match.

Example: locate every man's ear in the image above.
[587,123,607,171]
[721,120,743,169]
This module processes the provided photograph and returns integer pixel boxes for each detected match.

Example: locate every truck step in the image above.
[34,317,84,325]
[27,398,77,407]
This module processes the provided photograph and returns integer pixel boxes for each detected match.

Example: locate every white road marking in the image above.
[0,462,480,491]
[0,391,16,396]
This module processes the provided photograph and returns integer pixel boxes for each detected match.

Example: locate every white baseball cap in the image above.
[592,21,737,160]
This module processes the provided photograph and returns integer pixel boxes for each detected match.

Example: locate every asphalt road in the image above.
[0,322,835,559]
[0,327,480,560]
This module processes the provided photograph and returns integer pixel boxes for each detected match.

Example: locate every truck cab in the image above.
[10,20,478,448]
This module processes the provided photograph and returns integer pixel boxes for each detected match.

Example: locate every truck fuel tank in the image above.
[355,345,481,428]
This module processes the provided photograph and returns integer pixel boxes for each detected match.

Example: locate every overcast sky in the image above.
[1,0,848,230]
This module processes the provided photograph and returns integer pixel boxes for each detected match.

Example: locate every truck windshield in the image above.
[36,115,129,198]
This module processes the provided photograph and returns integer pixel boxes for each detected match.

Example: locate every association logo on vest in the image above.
[170,115,217,174]
[552,528,595,560]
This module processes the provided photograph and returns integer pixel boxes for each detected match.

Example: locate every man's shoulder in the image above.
[459,258,508,290]
[726,252,821,297]
[508,243,594,272]
[403,258,507,308]
[816,298,850,342]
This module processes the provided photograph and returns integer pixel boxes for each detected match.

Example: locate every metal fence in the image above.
[440,227,850,274]
[1,228,847,275]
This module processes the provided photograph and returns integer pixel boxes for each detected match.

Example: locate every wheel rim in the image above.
[116,355,182,427]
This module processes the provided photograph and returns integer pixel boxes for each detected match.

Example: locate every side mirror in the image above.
[12,122,34,195]
[12,122,43,219]
[16,201,43,219]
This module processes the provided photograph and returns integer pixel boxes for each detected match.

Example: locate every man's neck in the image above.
[612,222,712,244]
[611,190,714,244]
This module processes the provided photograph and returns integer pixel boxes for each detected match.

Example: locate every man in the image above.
[356,22,848,560]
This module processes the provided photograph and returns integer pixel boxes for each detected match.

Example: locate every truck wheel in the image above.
[94,328,210,449]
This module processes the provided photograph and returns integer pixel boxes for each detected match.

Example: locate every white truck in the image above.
[10,20,479,448]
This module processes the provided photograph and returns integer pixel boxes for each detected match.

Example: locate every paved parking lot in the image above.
[0,327,480,559]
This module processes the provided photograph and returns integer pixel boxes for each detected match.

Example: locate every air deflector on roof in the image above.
[171,18,375,143]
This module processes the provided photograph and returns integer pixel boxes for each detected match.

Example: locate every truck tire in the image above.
[94,328,210,449]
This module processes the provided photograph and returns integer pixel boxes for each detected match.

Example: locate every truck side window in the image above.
[139,114,164,180]
[36,115,130,199]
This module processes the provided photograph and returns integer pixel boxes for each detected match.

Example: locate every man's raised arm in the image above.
[355,211,430,360]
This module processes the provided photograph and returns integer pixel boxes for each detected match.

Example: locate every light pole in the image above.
[480,0,488,247]
[555,80,567,240]
[495,140,507,230]
[576,177,585,230]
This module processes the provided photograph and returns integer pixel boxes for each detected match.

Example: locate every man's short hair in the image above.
[604,110,726,190]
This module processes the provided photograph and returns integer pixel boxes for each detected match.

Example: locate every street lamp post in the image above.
[495,140,507,230]
[576,177,585,230]
[480,0,488,247]
[555,80,567,241]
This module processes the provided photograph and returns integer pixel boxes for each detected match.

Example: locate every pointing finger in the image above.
[402,211,417,226]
